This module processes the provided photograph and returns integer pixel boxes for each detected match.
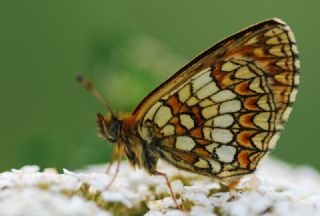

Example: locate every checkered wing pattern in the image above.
[133,19,299,181]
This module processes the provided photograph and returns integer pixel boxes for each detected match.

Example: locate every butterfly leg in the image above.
[105,145,119,173]
[151,170,181,209]
[106,143,123,189]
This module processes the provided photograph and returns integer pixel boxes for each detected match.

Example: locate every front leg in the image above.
[106,143,123,189]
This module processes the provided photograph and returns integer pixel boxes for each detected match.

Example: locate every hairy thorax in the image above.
[120,114,159,174]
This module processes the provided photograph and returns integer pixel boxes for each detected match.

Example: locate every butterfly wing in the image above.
[132,18,299,180]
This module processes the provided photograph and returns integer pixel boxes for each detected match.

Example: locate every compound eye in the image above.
[96,113,121,143]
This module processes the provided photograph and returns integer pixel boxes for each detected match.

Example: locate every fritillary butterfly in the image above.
[78,18,299,208]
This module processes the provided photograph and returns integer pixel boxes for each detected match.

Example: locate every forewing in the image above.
[135,19,299,179]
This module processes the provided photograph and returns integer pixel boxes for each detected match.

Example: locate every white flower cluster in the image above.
[0,158,319,216]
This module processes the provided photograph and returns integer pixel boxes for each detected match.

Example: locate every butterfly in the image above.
[77,18,299,208]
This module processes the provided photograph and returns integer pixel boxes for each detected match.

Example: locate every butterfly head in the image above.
[97,113,122,143]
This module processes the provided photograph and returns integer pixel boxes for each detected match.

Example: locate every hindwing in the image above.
[132,18,299,179]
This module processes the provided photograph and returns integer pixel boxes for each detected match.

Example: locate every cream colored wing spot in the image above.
[154,105,173,128]
[175,136,196,151]
[212,114,234,128]
[211,128,233,143]
[245,36,259,45]
[268,132,280,149]
[186,96,200,106]
[257,95,271,111]
[275,121,284,131]
[194,158,209,169]
[221,61,240,72]
[211,90,236,102]
[143,101,162,122]
[215,145,237,163]
[204,119,213,127]
[294,59,300,69]
[274,72,293,85]
[139,126,150,142]
[249,77,265,94]
[199,99,215,107]
[291,44,298,55]
[196,82,219,99]
[192,70,212,91]
[282,44,293,56]
[282,107,293,121]
[294,72,300,85]
[264,27,283,37]
[219,99,241,114]
[252,132,268,150]
[278,33,290,43]
[209,159,222,173]
[192,67,211,79]
[205,143,219,153]
[179,114,195,130]
[290,88,298,103]
[284,44,293,56]
[202,104,219,119]
[203,127,212,140]
[287,30,296,44]
[178,84,191,103]
[160,124,175,136]
[234,66,256,79]
[266,36,280,45]
[269,45,286,57]
[253,112,271,130]
[275,58,293,70]
[266,33,290,45]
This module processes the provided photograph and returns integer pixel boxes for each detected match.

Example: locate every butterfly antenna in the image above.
[76,75,115,115]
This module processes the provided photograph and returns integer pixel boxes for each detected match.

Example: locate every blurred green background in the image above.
[0,1,318,171]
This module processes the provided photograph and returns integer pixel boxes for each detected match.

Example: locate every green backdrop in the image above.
[0,1,318,171]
